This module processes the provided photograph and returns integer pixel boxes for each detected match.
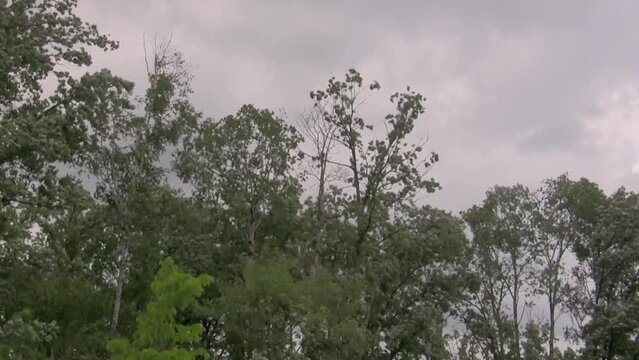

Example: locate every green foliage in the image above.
[0,0,118,107]
[107,257,212,360]
[213,255,303,359]
[299,269,370,359]
[0,309,59,359]
[177,104,302,257]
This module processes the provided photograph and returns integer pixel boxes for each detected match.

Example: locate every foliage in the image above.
[0,309,58,359]
[522,322,546,360]
[107,257,212,360]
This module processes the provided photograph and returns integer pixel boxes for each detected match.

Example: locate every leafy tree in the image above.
[463,185,538,360]
[366,205,470,359]
[174,104,305,357]
[300,71,469,360]
[66,37,198,333]
[1,3,199,350]
[1,0,117,215]
[0,0,124,356]
[532,175,574,359]
[297,268,370,359]
[308,69,440,273]
[177,104,302,258]
[559,179,639,359]
[0,0,117,108]
[107,257,212,360]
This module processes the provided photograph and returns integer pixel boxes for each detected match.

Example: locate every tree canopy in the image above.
[1,1,638,359]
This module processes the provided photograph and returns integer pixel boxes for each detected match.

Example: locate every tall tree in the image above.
[532,175,574,359]
[1,0,117,217]
[175,104,305,357]
[560,179,639,359]
[297,106,339,276]
[304,70,467,360]
[308,69,439,273]
[69,38,198,333]
[463,185,538,360]
[458,220,514,360]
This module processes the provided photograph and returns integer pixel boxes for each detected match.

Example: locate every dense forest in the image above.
[1,1,638,359]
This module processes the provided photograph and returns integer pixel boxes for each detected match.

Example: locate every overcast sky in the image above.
[77,0,639,213]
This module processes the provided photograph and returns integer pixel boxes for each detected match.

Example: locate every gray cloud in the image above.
[77,0,639,213]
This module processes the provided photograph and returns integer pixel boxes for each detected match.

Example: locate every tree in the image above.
[174,104,305,357]
[304,70,469,360]
[353,205,468,359]
[532,175,574,359]
[297,267,370,359]
[177,104,302,258]
[559,179,639,359]
[213,254,305,360]
[297,106,339,276]
[463,185,538,360]
[1,0,117,216]
[107,257,212,360]
[1,1,124,356]
[0,0,117,107]
[308,69,440,273]
[458,225,514,360]
[66,38,198,333]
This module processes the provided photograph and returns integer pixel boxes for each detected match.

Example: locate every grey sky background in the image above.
[77,0,639,213]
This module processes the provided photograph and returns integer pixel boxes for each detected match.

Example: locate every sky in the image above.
[76,0,639,213]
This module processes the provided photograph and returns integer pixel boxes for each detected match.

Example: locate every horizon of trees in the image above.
[1,1,638,359]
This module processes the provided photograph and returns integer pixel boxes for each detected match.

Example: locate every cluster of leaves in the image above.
[1,2,638,360]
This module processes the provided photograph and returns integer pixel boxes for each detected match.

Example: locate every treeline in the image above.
[0,1,638,359]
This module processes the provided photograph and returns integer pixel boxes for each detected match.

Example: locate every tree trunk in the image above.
[548,296,555,360]
[110,242,128,333]
[512,258,521,360]
[249,221,257,256]
[248,202,259,256]
[309,157,327,277]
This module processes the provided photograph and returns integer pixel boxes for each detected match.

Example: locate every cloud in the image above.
[581,84,639,188]
[76,0,639,213]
